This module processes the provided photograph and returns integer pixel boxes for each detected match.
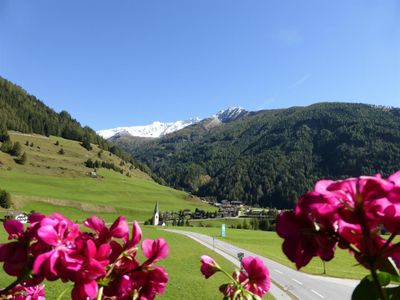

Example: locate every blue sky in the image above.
[1,0,399,130]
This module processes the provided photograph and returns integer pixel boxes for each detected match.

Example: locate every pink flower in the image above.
[142,238,169,265]
[33,213,82,280]
[130,266,168,300]
[238,256,270,297]
[200,255,220,278]
[276,210,336,269]
[105,267,169,300]
[23,285,46,300]
[4,220,24,239]
[0,213,170,300]
[0,241,29,276]
[83,216,129,243]
[71,240,111,300]
[3,284,45,300]
[319,176,394,227]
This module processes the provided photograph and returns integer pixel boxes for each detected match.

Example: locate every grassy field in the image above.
[174,226,371,279]
[0,133,213,222]
[0,226,274,299]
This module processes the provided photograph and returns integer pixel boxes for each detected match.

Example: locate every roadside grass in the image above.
[173,227,371,280]
[0,226,274,299]
[0,133,213,222]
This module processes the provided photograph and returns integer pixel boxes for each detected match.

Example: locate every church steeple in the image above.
[152,201,160,226]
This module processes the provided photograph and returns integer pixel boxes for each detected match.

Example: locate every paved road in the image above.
[165,229,358,300]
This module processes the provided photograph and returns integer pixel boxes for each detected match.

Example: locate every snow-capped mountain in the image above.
[213,107,248,122]
[97,107,248,139]
[97,118,201,139]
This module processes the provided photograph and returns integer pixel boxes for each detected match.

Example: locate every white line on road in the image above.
[311,289,325,298]
[291,278,303,285]
[274,269,283,274]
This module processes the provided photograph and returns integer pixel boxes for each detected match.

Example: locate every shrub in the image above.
[0,126,9,143]
[0,140,13,153]
[15,152,27,165]
[10,142,22,156]
[85,158,94,168]
[0,189,11,209]
[81,138,92,151]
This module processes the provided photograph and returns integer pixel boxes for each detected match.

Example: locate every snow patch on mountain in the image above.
[97,118,201,139]
[213,106,247,122]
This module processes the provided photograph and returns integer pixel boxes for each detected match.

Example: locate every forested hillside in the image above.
[114,103,400,208]
[0,76,149,171]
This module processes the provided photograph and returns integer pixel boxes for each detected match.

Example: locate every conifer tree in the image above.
[0,189,11,209]
[16,152,27,165]
[11,142,22,156]
[0,140,13,153]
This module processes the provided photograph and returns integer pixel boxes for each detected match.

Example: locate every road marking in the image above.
[274,269,283,274]
[311,289,325,298]
[291,278,303,285]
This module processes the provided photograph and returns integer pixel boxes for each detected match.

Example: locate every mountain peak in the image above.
[214,106,248,122]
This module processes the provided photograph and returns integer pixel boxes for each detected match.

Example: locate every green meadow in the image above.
[0,133,213,222]
[175,226,371,280]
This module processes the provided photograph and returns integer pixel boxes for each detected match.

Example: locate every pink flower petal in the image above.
[37,225,59,246]
[85,239,97,258]
[142,238,169,263]
[84,280,98,298]
[4,220,24,236]
[110,216,129,238]
[33,251,53,275]
[128,221,142,248]
[83,216,106,234]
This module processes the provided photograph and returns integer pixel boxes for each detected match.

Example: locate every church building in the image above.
[152,201,160,226]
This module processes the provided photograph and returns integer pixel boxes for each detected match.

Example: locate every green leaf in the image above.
[385,286,400,300]
[376,271,392,287]
[352,276,379,300]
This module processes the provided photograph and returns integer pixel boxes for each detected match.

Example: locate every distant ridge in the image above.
[97,107,249,139]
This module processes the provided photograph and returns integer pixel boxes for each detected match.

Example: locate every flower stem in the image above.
[0,276,24,296]
[370,266,387,300]
[220,268,236,282]
[96,286,104,300]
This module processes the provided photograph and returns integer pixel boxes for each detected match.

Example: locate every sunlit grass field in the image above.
[174,226,372,279]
